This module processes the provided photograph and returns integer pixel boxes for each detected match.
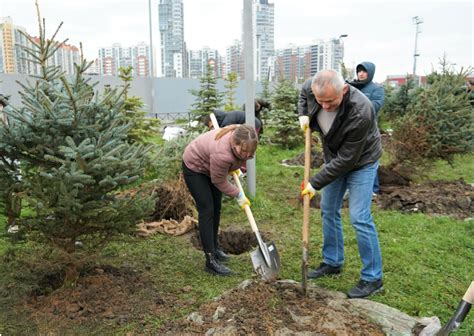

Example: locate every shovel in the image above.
[233,174,281,281]
[302,127,312,296]
[437,281,474,335]
[209,113,281,281]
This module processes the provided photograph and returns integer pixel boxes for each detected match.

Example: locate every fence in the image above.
[0,74,262,122]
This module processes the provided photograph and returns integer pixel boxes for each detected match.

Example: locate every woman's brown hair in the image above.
[215,124,258,155]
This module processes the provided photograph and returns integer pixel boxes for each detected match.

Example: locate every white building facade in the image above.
[158,0,187,78]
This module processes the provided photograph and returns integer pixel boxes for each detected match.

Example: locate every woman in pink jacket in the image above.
[182,124,258,276]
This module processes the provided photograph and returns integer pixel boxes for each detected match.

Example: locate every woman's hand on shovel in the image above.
[236,191,251,209]
[229,169,243,177]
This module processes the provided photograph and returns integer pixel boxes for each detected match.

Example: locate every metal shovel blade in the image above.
[250,241,281,281]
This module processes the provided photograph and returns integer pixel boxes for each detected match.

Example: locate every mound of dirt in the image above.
[378,165,411,186]
[118,176,195,222]
[281,150,324,168]
[378,179,473,219]
[152,175,195,221]
[158,280,385,335]
[25,265,170,327]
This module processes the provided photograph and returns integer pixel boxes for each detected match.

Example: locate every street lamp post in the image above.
[148,0,156,117]
[243,0,256,196]
[412,16,423,78]
[338,34,348,78]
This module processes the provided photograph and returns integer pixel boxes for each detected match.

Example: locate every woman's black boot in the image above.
[205,253,232,276]
[215,246,230,262]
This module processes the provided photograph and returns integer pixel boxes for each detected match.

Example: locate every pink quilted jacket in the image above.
[183,129,243,197]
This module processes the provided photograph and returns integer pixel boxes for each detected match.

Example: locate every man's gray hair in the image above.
[311,70,345,94]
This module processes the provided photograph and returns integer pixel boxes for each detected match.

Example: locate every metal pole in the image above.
[338,34,348,77]
[412,16,423,78]
[148,0,155,116]
[243,0,256,197]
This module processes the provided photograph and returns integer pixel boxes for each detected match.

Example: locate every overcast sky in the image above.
[1,0,472,82]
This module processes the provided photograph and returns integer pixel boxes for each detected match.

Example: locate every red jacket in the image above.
[183,129,243,197]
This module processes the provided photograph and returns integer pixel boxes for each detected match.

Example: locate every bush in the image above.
[389,60,473,166]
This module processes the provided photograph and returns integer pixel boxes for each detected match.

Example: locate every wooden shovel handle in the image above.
[301,127,311,295]
[232,173,259,234]
[230,141,271,266]
[303,128,311,247]
[464,281,474,303]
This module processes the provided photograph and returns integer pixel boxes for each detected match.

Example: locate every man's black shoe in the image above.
[215,247,230,262]
[308,262,342,279]
[347,279,383,298]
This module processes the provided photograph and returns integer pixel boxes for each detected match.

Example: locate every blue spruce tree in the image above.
[0,5,154,286]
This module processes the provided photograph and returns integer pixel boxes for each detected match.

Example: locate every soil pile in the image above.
[378,179,473,219]
[152,176,195,221]
[118,176,195,222]
[26,266,171,327]
[281,150,324,168]
[378,165,411,186]
[158,280,384,335]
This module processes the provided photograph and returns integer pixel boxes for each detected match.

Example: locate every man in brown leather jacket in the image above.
[299,70,384,299]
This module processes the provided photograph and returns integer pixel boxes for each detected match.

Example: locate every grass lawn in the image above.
[0,146,472,334]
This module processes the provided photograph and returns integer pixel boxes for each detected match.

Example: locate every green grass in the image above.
[424,153,474,182]
[0,146,473,334]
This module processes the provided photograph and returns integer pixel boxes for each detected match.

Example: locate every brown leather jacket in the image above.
[298,79,382,190]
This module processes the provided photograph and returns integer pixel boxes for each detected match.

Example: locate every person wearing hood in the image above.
[350,62,385,194]
[350,62,385,115]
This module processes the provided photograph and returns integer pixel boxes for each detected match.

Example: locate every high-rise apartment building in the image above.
[330,38,345,74]
[132,42,151,77]
[188,47,223,79]
[252,0,274,81]
[98,42,151,76]
[275,39,346,82]
[98,43,124,76]
[226,40,244,79]
[29,37,80,76]
[275,45,308,82]
[158,0,187,78]
[0,17,34,74]
[1,17,80,75]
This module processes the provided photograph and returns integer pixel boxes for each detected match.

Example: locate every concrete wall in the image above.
[0,74,263,121]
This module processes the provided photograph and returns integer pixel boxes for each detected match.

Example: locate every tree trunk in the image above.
[62,238,79,288]
[6,190,21,227]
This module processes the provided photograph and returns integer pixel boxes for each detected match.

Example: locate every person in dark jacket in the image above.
[349,62,385,114]
[242,99,271,120]
[349,62,385,194]
[182,124,257,276]
[204,110,262,134]
[241,98,271,134]
[299,70,383,299]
